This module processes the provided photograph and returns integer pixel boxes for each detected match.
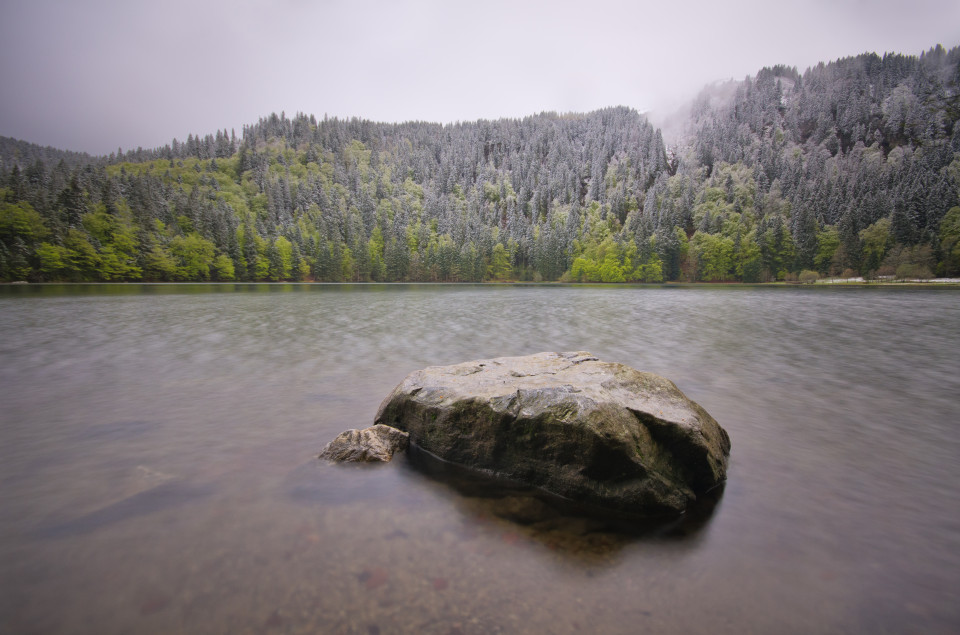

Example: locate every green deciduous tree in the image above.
[0,201,48,242]
[860,218,892,275]
[169,234,216,280]
[35,242,68,280]
[939,206,960,276]
[488,242,513,280]
[814,225,840,274]
[692,232,734,281]
[211,254,236,281]
[143,245,178,281]
[269,236,293,280]
[62,229,101,280]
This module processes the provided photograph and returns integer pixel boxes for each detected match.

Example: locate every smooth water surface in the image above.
[1,283,959,634]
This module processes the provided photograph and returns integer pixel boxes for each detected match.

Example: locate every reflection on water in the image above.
[401,445,725,555]
[291,444,725,569]
[1,284,959,634]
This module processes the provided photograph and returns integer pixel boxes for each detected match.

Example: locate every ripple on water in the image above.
[1,284,959,634]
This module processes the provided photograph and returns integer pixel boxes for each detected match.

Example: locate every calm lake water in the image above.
[1,283,959,634]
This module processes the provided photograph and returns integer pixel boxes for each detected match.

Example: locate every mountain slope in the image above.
[1,45,958,282]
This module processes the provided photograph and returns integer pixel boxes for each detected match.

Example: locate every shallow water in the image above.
[1,283,959,634]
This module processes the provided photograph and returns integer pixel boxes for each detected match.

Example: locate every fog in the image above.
[1,0,957,154]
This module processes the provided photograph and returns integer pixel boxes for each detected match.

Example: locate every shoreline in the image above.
[5,279,960,288]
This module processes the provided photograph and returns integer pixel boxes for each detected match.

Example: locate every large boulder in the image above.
[374,352,730,515]
[319,424,410,462]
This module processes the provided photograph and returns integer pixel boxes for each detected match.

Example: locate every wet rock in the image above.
[318,424,409,462]
[374,352,730,515]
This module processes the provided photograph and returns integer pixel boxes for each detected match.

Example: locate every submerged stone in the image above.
[318,424,409,463]
[373,352,730,515]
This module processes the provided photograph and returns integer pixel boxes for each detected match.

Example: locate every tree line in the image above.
[1,45,958,283]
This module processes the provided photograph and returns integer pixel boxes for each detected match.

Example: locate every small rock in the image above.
[318,424,409,462]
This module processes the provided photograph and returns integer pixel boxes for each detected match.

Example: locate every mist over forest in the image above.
[2,45,959,283]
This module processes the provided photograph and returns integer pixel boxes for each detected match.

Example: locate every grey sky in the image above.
[1,0,958,155]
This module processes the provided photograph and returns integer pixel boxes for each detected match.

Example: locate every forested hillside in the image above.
[2,45,959,283]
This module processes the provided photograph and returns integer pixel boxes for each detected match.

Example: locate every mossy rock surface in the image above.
[375,352,731,515]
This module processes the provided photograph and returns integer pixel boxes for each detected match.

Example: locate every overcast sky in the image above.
[1,0,958,155]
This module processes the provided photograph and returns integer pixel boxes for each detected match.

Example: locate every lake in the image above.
[1,283,958,634]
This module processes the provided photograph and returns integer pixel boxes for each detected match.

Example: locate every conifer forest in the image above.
[2,45,959,283]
